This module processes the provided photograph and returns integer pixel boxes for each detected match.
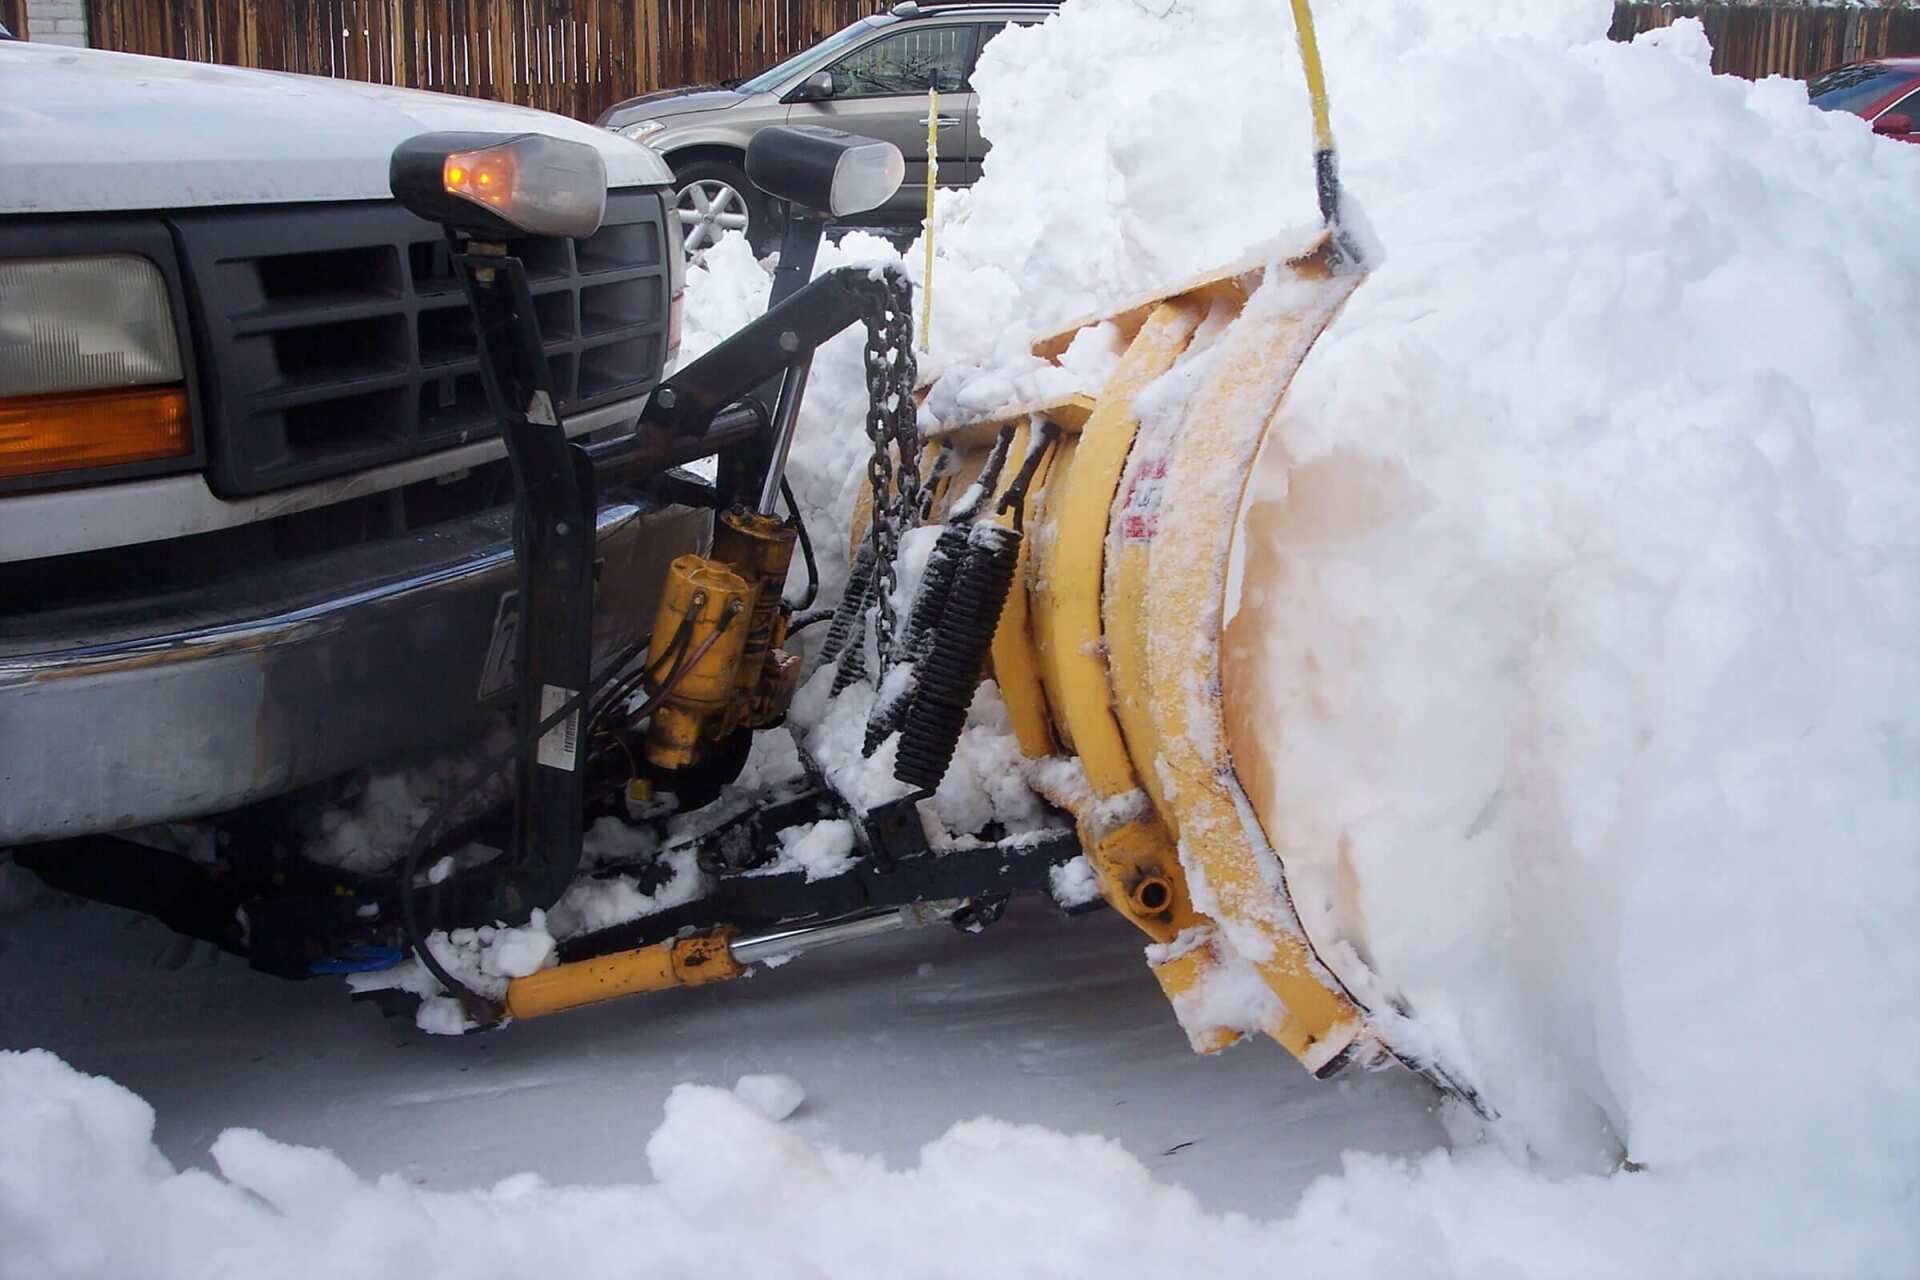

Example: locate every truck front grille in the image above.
[171,191,670,497]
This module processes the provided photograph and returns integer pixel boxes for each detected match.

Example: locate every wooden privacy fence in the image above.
[82,2,1920,124]
[84,0,882,122]
[1611,4,1920,80]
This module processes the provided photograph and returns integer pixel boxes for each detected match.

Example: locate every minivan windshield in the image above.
[1809,64,1911,115]
[737,17,892,93]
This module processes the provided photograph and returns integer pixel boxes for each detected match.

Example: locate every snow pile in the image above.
[6,1048,1912,1279]
[1198,0,1920,1185]
[883,0,1920,1203]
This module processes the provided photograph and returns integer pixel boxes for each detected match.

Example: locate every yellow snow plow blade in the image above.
[914,233,1372,1075]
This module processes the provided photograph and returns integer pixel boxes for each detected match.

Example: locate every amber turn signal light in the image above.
[0,386,191,480]
[391,132,607,240]
[444,150,514,211]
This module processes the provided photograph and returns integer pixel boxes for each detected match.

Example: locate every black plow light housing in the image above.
[747,125,905,219]
[389,131,608,239]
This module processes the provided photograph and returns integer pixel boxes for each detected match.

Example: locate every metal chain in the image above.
[860,265,921,668]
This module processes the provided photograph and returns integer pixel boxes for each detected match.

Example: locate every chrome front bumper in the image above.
[0,500,704,845]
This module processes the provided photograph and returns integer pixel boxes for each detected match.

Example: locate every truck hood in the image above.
[0,43,674,215]
[600,85,752,128]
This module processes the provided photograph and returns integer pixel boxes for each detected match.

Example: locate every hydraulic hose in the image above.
[399,605,738,1025]
[781,478,820,612]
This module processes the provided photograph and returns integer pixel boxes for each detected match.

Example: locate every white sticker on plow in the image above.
[537,684,581,772]
[1118,454,1170,542]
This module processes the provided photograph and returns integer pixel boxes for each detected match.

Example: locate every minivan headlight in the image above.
[0,255,191,480]
[618,119,667,143]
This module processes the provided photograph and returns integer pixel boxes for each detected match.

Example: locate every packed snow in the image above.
[759,819,858,882]
[302,719,515,875]
[5,0,1919,1273]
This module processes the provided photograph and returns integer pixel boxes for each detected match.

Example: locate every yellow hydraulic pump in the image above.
[641,555,752,771]
[642,507,804,774]
[708,507,804,730]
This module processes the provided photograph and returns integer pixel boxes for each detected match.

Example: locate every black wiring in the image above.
[781,478,820,613]
[398,666,624,1024]
[953,426,1018,523]
[398,601,739,1022]
[588,607,696,736]
[998,419,1062,535]
[788,607,834,635]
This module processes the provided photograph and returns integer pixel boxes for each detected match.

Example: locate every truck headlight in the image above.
[0,255,191,481]
[617,119,666,143]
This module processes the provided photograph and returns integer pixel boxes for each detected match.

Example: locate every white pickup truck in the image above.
[0,43,701,846]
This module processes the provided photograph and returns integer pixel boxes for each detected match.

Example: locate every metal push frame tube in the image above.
[729,901,953,966]
[453,238,598,912]
[755,357,813,515]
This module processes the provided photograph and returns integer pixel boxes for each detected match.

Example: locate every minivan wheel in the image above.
[670,159,779,260]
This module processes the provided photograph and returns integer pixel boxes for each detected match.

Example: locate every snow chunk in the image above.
[478,910,555,980]
[758,820,858,883]
[732,1073,807,1122]
[413,996,474,1037]
[1632,15,1712,66]
[1048,856,1102,909]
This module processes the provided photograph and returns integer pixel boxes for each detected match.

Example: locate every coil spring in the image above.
[893,524,1021,792]
[818,543,877,694]
[863,523,971,754]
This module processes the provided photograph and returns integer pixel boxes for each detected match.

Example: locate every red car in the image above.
[1809,58,1920,142]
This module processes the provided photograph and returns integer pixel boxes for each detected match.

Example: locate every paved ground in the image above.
[1,880,1448,1215]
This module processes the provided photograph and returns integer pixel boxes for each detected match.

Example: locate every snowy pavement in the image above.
[0,889,1447,1217]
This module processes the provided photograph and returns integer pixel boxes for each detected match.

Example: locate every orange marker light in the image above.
[445,149,516,209]
[0,386,190,480]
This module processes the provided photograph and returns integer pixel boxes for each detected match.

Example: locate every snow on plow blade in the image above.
[907,233,1483,1104]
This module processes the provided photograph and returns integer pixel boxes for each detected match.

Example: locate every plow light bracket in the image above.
[747,125,904,218]
[389,131,608,239]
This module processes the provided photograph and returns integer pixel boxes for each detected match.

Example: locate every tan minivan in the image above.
[598,1,1056,256]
